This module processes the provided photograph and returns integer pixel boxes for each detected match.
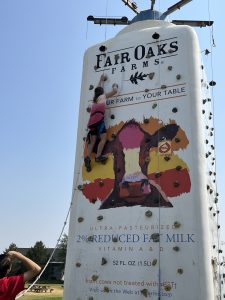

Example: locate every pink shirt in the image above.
[87,95,106,127]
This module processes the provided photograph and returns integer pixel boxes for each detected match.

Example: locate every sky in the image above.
[0,0,224,253]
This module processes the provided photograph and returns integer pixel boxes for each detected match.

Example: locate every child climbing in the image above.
[85,74,118,172]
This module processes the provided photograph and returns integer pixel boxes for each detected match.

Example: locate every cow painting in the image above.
[99,120,179,209]
[82,117,191,210]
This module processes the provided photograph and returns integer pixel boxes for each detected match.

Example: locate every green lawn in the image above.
[20,284,63,300]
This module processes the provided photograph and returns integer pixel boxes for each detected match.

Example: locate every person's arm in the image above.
[105,83,118,98]
[97,74,107,87]
[7,251,41,282]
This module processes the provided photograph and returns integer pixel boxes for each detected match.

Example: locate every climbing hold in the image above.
[145,157,150,163]
[203,99,207,104]
[111,133,116,139]
[101,257,107,265]
[152,103,157,109]
[86,107,91,113]
[210,132,213,136]
[164,284,172,291]
[88,236,94,242]
[168,66,173,71]
[209,80,216,86]
[161,84,167,89]
[201,65,204,70]
[78,217,84,223]
[140,289,148,297]
[213,245,216,249]
[115,54,120,60]
[177,268,183,274]
[148,72,155,80]
[174,221,181,228]
[110,114,115,119]
[209,207,213,211]
[152,259,157,266]
[155,172,161,178]
[144,118,149,124]
[176,74,181,80]
[112,237,118,242]
[209,171,212,175]
[173,181,180,188]
[173,246,180,252]
[213,213,216,217]
[104,287,110,293]
[205,140,209,144]
[219,249,223,253]
[144,88,150,92]
[145,210,153,218]
[99,181,104,187]
[215,198,218,203]
[152,32,160,39]
[88,297,94,300]
[94,65,98,71]
[151,233,160,242]
[92,275,99,282]
[76,262,81,268]
[172,107,178,113]
[204,49,211,55]
[164,156,171,161]
[176,165,182,171]
[97,215,103,221]
[78,185,84,191]
[218,225,221,229]
[89,85,94,90]
[209,189,213,194]
[99,45,107,52]
[202,110,205,114]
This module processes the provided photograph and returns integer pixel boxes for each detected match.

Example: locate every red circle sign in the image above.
[159,142,171,153]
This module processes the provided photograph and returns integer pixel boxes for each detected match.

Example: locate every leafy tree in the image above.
[26,241,49,267]
[57,234,68,265]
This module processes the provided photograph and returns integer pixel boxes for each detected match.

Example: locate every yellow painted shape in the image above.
[147,151,189,174]
[82,154,115,181]
[124,148,141,176]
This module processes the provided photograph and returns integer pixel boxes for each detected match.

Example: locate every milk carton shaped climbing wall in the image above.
[64,19,215,300]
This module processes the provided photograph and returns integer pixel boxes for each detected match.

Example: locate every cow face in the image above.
[100,120,179,209]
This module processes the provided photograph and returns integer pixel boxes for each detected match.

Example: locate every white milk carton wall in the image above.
[64,19,218,300]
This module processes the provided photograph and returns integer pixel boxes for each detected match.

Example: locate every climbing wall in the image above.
[64,20,220,299]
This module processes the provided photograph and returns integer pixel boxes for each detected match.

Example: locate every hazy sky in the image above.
[0,0,224,253]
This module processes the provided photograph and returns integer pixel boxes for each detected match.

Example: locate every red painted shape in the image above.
[148,168,191,197]
[82,178,114,202]
[118,123,144,149]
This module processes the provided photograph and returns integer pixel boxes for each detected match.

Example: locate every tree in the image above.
[57,234,68,265]
[26,241,49,267]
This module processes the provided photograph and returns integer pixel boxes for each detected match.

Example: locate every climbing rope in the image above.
[16,139,86,298]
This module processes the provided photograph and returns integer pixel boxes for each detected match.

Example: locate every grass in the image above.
[19,284,63,300]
